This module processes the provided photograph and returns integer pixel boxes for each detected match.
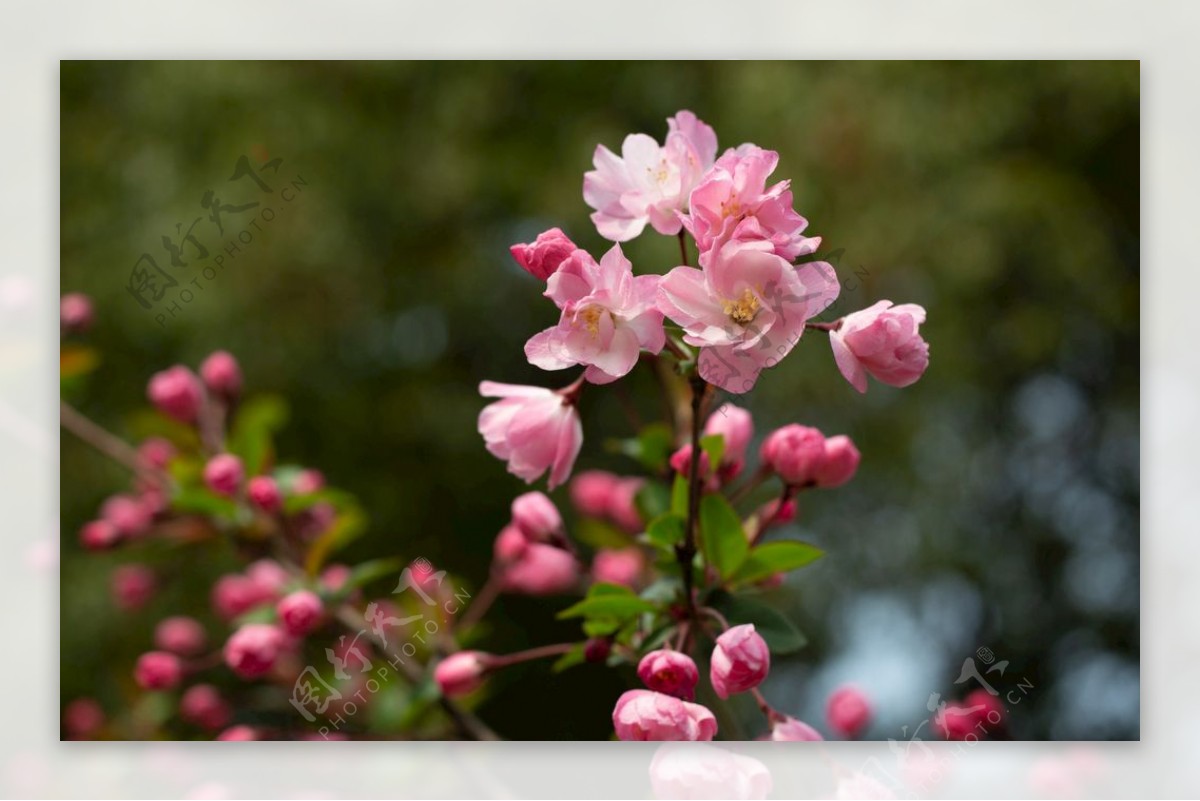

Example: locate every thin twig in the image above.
[677,230,690,267]
[489,642,576,669]
[457,573,502,633]
[676,375,710,623]
[60,400,148,475]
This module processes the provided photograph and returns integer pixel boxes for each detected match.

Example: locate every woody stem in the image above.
[805,321,842,333]
[676,374,710,625]
[489,642,576,669]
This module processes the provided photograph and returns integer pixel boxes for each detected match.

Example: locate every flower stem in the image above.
[60,400,157,478]
[457,573,501,633]
[676,375,710,624]
[677,230,690,267]
[805,320,842,333]
[489,642,576,669]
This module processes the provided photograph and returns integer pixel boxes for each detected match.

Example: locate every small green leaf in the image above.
[228,394,290,475]
[341,557,404,594]
[583,618,621,637]
[575,518,634,549]
[645,514,686,550]
[304,506,368,575]
[729,541,825,586]
[670,475,688,516]
[283,487,356,515]
[700,494,748,580]
[708,590,808,654]
[699,434,725,472]
[635,482,671,523]
[612,423,675,471]
[171,486,239,519]
[558,584,656,621]
[551,643,587,673]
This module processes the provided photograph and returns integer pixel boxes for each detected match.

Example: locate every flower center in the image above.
[719,196,743,220]
[647,158,671,185]
[722,288,760,325]
[578,305,604,337]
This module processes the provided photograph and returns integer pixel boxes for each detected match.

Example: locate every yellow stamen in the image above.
[723,288,760,325]
[578,306,603,337]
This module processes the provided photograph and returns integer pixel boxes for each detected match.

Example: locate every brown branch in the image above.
[60,400,147,475]
[676,375,710,625]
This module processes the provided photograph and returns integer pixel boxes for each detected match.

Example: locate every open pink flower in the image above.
[613,689,717,741]
[478,381,583,490]
[685,145,821,261]
[830,301,929,393]
[658,237,840,394]
[584,111,717,241]
[525,245,665,384]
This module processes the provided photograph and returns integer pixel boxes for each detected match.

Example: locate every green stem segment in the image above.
[677,374,710,626]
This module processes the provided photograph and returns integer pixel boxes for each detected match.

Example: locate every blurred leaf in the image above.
[645,513,685,550]
[575,518,632,550]
[304,506,367,576]
[707,590,807,655]
[582,618,621,637]
[342,557,404,594]
[228,394,289,475]
[60,344,100,381]
[699,434,725,471]
[634,482,670,522]
[233,604,278,627]
[558,583,656,621]
[670,475,688,516]
[171,486,239,519]
[551,643,587,673]
[126,409,202,450]
[728,541,824,587]
[700,494,748,580]
[611,422,674,471]
[282,487,357,515]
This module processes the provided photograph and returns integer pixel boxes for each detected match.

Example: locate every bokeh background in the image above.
[60,61,1139,740]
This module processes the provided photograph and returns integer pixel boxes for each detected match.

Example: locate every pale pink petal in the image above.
[830,331,868,393]
[587,325,640,380]
[525,329,574,371]
[548,410,583,490]
[479,381,550,399]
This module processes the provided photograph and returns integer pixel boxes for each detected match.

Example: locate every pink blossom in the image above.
[223,623,285,679]
[710,624,770,699]
[770,716,824,741]
[111,564,156,610]
[137,437,175,470]
[246,559,290,600]
[211,574,264,620]
[276,590,323,637]
[758,496,798,525]
[510,227,578,280]
[584,110,717,241]
[147,365,203,423]
[100,493,153,537]
[612,689,717,741]
[525,245,665,384]
[658,237,840,394]
[247,475,282,512]
[684,145,821,261]
[510,491,562,541]
[203,454,244,497]
[637,649,700,700]
[293,468,325,494]
[830,301,929,393]
[592,547,646,588]
[478,380,583,490]
[180,684,231,730]
[79,519,119,551]
[704,403,754,472]
[608,477,645,533]
[60,293,94,334]
[500,543,580,595]
[760,424,827,486]
[570,470,620,517]
[63,698,105,739]
[434,651,494,698]
[154,616,207,656]
[216,725,258,741]
[827,685,872,739]
[200,350,242,399]
[493,523,529,563]
[134,651,183,691]
[320,563,352,593]
[813,435,861,488]
[669,444,712,482]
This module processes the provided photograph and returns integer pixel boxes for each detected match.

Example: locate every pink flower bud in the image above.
[216,725,259,741]
[147,365,203,423]
[758,496,797,525]
[60,293,94,334]
[134,651,183,690]
[612,689,717,741]
[276,590,323,637]
[637,650,700,700]
[760,424,826,486]
[211,574,262,620]
[669,444,711,479]
[63,698,104,739]
[246,559,289,600]
[591,547,645,588]
[510,491,562,541]
[246,475,282,512]
[931,702,977,740]
[965,688,1005,732]
[434,651,494,697]
[570,470,620,517]
[100,493,153,537]
[111,564,156,610]
[710,624,770,699]
[813,435,860,488]
[137,437,176,470]
[154,616,207,656]
[500,543,580,595]
[584,638,611,663]
[203,454,244,497]
[827,685,872,739]
[704,403,754,467]
[200,350,242,399]
[770,716,824,741]
[609,477,644,533]
[80,519,119,551]
[830,301,929,393]
[493,523,529,563]
[224,623,285,679]
[319,563,352,593]
[509,227,578,280]
[180,684,231,730]
[293,468,325,495]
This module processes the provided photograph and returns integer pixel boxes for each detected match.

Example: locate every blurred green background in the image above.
[60,61,1139,740]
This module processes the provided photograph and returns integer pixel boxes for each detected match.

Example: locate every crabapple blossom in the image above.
[180,684,231,730]
[710,624,770,699]
[200,350,242,400]
[704,403,754,475]
[79,519,119,550]
[211,574,264,620]
[203,454,243,497]
[216,725,259,741]
[247,475,282,512]
[292,468,325,494]
[137,437,175,470]
[147,365,203,423]
[584,110,717,241]
[493,523,528,562]
[829,301,929,393]
[246,559,290,599]
[478,380,583,490]
[320,563,352,593]
[592,547,645,588]
[500,543,580,595]
[770,716,824,741]
[608,477,644,533]
[60,292,94,334]
[612,689,717,741]
[434,651,494,698]
[111,564,156,610]
[525,245,665,384]
[276,590,323,637]
[812,434,861,488]
[570,470,620,518]
[657,236,839,394]
[224,623,286,679]
[510,491,562,541]
[760,424,827,486]
[154,616,207,656]
[63,698,104,739]
[510,227,578,280]
[100,493,152,537]
[684,145,821,261]
[826,685,872,739]
[637,649,700,700]
[134,651,183,690]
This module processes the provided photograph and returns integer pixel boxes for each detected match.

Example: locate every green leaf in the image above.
[558,584,657,621]
[171,486,240,519]
[700,494,748,580]
[699,434,725,472]
[551,643,587,673]
[341,557,404,594]
[729,541,825,586]
[575,518,633,550]
[708,590,808,654]
[645,513,686,550]
[612,423,674,471]
[582,618,621,637]
[304,506,368,575]
[670,474,688,516]
[227,394,290,475]
[282,487,357,515]
[635,482,671,523]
